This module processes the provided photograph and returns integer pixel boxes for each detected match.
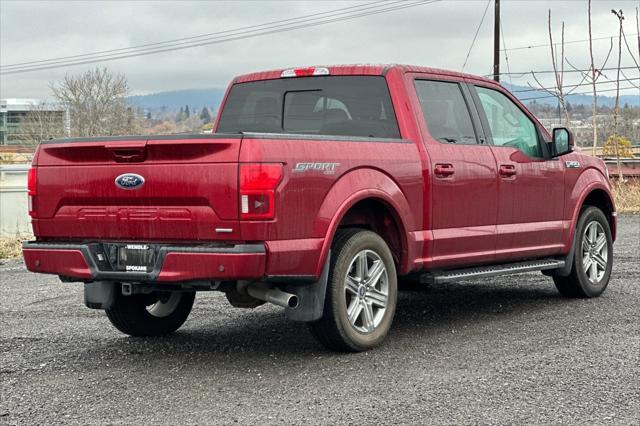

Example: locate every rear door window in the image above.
[217,76,400,138]
[414,80,478,145]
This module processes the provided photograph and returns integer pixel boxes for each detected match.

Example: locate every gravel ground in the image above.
[1,216,638,425]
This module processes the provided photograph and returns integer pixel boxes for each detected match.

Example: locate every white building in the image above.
[0,98,69,145]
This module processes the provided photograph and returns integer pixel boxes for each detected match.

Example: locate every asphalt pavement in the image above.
[1,215,639,425]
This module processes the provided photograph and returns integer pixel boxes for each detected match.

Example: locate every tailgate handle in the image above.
[106,143,147,163]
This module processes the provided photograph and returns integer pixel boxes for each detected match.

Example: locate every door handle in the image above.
[499,164,516,178]
[434,163,455,178]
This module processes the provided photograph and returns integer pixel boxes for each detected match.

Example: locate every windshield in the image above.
[216,76,400,139]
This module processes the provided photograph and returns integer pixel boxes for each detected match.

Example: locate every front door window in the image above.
[475,86,542,158]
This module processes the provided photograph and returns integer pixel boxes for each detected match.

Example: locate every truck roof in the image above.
[234,64,500,86]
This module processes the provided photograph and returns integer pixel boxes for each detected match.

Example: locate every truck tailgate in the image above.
[32,134,242,241]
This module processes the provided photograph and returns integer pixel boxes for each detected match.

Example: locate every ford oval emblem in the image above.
[115,173,145,190]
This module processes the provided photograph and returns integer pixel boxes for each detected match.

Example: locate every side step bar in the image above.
[423,259,565,284]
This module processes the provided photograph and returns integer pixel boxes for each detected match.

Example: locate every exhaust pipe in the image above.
[247,284,299,309]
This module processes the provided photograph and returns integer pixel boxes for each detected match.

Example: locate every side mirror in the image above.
[550,127,574,157]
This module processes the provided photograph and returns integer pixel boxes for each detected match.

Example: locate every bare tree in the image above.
[16,102,67,145]
[580,3,616,152]
[588,0,597,150]
[636,7,639,60]
[611,9,624,182]
[530,11,570,129]
[51,68,140,137]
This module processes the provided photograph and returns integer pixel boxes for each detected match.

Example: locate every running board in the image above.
[424,259,565,284]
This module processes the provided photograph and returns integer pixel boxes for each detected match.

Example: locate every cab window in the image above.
[475,86,542,158]
[414,80,478,145]
[217,76,400,138]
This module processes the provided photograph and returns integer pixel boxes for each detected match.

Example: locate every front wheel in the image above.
[309,229,398,352]
[106,290,195,336]
[554,206,613,298]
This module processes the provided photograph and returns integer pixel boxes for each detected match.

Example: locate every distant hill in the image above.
[128,88,225,111]
[127,83,638,111]
[504,83,639,107]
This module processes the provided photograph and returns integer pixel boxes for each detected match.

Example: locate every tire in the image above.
[554,206,613,298]
[106,290,195,337]
[309,229,398,352]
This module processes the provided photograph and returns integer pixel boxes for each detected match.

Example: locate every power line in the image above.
[2,0,396,70]
[1,0,440,75]
[491,66,638,77]
[461,0,492,72]
[500,32,639,51]
[2,0,422,72]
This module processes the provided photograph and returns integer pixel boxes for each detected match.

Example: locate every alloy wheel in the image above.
[581,220,608,283]
[344,249,389,333]
[146,292,182,318]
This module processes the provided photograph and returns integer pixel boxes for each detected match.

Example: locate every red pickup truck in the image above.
[22,64,615,351]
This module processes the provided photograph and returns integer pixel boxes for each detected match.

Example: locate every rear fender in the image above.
[314,168,416,276]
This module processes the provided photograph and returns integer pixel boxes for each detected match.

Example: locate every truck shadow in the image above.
[73,278,582,367]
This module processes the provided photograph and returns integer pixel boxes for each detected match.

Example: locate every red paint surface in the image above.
[24,65,615,282]
[23,249,92,279]
[158,252,265,281]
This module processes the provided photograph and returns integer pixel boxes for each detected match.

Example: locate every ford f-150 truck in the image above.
[22,65,616,352]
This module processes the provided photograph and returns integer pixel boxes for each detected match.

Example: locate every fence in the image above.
[0,164,31,237]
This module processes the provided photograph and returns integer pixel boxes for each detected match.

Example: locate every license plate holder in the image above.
[116,244,156,273]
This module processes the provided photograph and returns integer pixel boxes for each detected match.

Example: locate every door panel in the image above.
[491,148,566,259]
[429,146,498,266]
[471,84,565,260]
[412,78,498,268]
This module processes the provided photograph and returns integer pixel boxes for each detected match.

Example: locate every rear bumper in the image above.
[22,241,266,282]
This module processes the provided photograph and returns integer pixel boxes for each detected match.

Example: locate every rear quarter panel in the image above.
[239,136,423,276]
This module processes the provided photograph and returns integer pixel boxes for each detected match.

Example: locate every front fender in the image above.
[313,168,417,276]
[565,167,615,246]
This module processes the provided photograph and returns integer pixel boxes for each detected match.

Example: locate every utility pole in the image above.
[493,0,500,82]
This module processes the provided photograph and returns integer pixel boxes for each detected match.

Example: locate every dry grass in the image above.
[0,236,29,259]
[611,180,640,214]
[0,152,33,164]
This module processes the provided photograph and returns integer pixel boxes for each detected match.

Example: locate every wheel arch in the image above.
[313,169,416,276]
[337,198,407,267]
[573,184,616,243]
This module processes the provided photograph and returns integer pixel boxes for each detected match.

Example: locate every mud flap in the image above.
[84,281,117,309]
[551,231,576,277]
[284,252,330,322]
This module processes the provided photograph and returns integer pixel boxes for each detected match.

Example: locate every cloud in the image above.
[1,0,638,99]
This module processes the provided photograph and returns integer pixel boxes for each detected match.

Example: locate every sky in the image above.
[1,0,639,100]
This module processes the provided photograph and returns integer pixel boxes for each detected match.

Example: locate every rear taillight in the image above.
[239,163,283,220]
[27,167,37,217]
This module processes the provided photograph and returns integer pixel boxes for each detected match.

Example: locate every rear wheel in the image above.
[554,206,613,298]
[309,229,397,352]
[106,290,195,336]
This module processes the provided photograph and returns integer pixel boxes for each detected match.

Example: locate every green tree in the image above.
[199,107,212,123]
